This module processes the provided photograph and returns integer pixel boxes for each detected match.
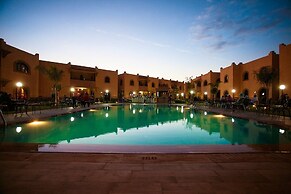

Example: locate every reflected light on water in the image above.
[279,129,285,134]
[89,109,97,112]
[231,118,235,123]
[213,115,225,118]
[28,121,48,126]
[204,111,207,116]
[105,113,109,118]
[70,117,75,122]
[190,113,194,119]
[16,127,22,133]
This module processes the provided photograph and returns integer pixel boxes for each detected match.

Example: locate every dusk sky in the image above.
[1,0,291,81]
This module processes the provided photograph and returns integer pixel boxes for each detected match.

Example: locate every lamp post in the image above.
[279,85,286,96]
[70,87,75,97]
[204,91,207,100]
[231,89,236,99]
[16,82,23,100]
[190,90,194,102]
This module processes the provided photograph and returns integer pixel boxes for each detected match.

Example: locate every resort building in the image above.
[191,44,291,102]
[0,38,290,104]
[0,39,184,102]
[118,72,185,103]
[192,71,220,100]
[0,38,118,101]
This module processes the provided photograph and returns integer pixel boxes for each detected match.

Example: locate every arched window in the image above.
[130,80,134,86]
[224,75,229,83]
[104,76,110,83]
[197,81,201,87]
[203,80,208,86]
[243,72,249,81]
[224,90,229,96]
[152,83,155,88]
[14,61,30,74]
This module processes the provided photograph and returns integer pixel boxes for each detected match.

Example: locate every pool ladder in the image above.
[0,109,7,127]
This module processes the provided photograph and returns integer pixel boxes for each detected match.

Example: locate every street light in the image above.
[279,85,286,96]
[231,89,236,99]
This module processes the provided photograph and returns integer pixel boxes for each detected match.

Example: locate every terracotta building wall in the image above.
[279,43,291,97]
[38,60,71,98]
[220,63,240,98]
[95,69,118,99]
[239,51,279,100]
[147,77,159,95]
[118,73,139,99]
[1,40,40,98]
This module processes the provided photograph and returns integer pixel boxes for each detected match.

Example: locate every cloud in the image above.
[190,1,291,50]
[96,28,191,54]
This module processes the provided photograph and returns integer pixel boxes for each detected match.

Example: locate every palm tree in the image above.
[36,65,64,105]
[209,81,220,101]
[254,66,277,102]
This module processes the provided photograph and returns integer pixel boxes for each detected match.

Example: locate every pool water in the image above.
[1,104,290,146]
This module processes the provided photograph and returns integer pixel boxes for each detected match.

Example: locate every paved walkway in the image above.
[1,152,291,194]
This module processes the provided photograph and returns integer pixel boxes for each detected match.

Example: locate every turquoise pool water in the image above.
[1,104,290,146]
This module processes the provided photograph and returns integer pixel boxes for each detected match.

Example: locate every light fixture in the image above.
[16,82,23,87]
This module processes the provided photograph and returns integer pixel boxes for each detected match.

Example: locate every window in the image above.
[243,72,249,81]
[197,81,201,87]
[152,83,155,88]
[130,80,134,86]
[15,61,30,74]
[216,78,220,83]
[119,80,123,86]
[224,75,229,83]
[203,80,208,86]
[243,89,249,96]
[105,76,110,83]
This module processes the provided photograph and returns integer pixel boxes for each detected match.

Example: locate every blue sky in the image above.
[1,0,291,81]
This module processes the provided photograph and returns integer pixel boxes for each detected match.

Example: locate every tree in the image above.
[254,66,277,101]
[209,81,220,101]
[36,65,64,105]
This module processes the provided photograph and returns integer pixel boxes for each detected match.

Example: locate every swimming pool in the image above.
[1,104,290,152]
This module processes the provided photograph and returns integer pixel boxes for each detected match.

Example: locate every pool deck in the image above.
[1,103,291,193]
[1,152,291,194]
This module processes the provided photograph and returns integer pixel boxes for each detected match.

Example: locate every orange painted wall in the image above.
[279,44,291,97]
[38,60,71,98]
[1,40,40,98]
[95,69,118,99]
[118,73,139,98]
